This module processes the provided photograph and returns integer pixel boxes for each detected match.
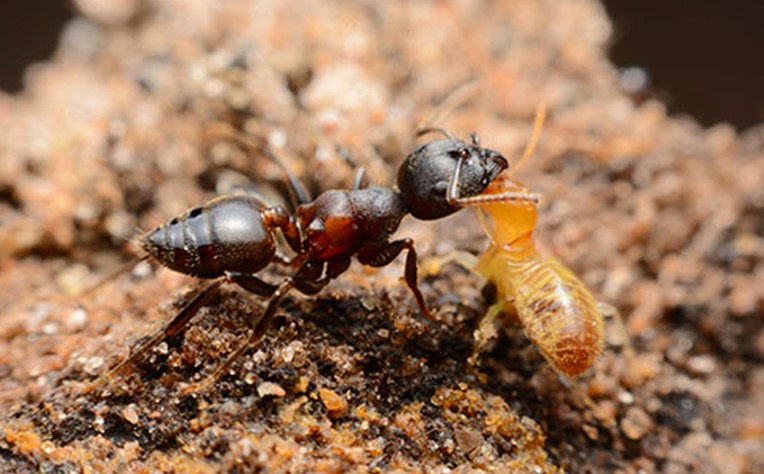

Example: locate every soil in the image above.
[0,1,762,473]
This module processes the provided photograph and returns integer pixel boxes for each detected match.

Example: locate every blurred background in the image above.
[3,0,763,131]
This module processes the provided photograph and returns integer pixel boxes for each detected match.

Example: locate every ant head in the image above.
[397,132,508,220]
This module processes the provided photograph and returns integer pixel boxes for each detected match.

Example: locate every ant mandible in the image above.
[83,127,509,393]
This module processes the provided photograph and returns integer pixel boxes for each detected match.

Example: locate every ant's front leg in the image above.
[358,239,433,320]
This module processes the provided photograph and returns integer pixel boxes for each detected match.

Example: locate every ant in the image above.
[82,126,510,393]
[423,106,629,378]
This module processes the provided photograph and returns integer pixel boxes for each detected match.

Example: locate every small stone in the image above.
[65,308,88,332]
[257,381,286,398]
[319,388,348,418]
[122,404,140,425]
[620,407,653,440]
[686,355,716,375]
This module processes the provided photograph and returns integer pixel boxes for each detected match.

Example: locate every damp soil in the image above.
[0,1,762,473]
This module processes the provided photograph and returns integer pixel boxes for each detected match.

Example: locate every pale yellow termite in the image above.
[463,172,605,377]
[425,106,620,377]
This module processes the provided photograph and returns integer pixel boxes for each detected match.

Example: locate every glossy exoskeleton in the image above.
[87,132,508,392]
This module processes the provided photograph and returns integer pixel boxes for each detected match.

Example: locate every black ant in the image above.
[83,129,509,393]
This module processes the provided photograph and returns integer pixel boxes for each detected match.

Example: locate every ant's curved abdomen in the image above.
[141,195,280,278]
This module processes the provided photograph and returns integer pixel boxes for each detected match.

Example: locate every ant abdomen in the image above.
[141,195,280,278]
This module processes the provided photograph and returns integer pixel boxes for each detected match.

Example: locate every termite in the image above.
[418,106,622,377]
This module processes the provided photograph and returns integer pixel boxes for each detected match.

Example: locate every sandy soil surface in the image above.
[0,1,762,472]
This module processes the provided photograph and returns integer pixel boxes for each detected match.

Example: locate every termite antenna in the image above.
[418,79,482,131]
[508,102,547,177]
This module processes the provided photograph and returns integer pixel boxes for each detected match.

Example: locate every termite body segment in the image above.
[470,174,604,377]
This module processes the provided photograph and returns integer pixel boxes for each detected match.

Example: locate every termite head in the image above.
[398,132,508,220]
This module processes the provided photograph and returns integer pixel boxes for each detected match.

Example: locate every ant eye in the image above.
[449,149,467,160]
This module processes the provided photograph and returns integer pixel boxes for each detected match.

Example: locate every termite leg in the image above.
[557,376,618,430]
[81,278,224,393]
[468,303,504,366]
[181,278,297,394]
[597,301,634,360]
[358,238,432,320]
[420,250,478,277]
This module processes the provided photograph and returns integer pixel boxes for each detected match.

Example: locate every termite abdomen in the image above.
[141,195,278,278]
[490,257,604,377]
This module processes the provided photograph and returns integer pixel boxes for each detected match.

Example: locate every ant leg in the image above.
[206,126,312,208]
[78,255,151,298]
[255,146,312,209]
[227,272,278,296]
[358,239,432,320]
[81,278,224,393]
[351,168,368,190]
[180,278,296,394]
[335,146,368,190]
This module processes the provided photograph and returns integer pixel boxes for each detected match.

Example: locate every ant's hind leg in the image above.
[81,278,224,393]
[181,278,296,394]
[206,126,312,209]
[228,272,278,296]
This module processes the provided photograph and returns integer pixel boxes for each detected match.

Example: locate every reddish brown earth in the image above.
[0,1,762,472]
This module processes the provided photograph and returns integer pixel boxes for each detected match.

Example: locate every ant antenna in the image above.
[418,79,481,132]
[508,103,547,177]
[416,127,458,142]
